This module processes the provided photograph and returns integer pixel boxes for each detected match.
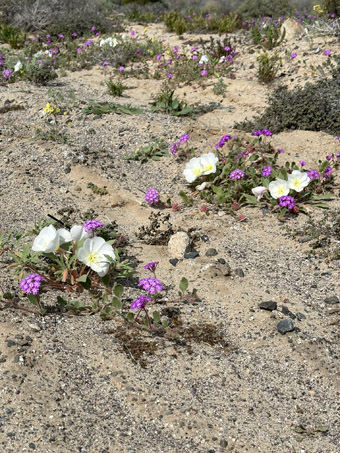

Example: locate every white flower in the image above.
[287,170,310,192]
[183,157,204,183]
[32,225,60,253]
[77,237,115,277]
[200,152,218,176]
[199,54,209,65]
[196,182,207,191]
[219,56,226,63]
[251,186,267,200]
[58,226,90,245]
[268,179,290,199]
[99,37,118,47]
[14,61,23,72]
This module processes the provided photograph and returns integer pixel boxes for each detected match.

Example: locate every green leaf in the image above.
[27,294,38,305]
[76,274,88,283]
[153,311,161,323]
[319,160,329,173]
[57,296,67,307]
[80,277,91,290]
[242,194,259,205]
[101,274,110,286]
[126,312,134,322]
[161,320,168,327]
[179,277,188,293]
[309,203,330,209]
[114,284,124,298]
[112,297,122,311]
[312,194,334,201]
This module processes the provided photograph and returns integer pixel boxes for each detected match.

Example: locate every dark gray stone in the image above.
[259,301,277,311]
[281,305,296,319]
[324,296,339,304]
[277,319,295,335]
[234,268,244,277]
[6,340,16,347]
[296,312,306,321]
[29,443,36,450]
[206,248,218,257]
[184,251,199,259]
[169,258,179,267]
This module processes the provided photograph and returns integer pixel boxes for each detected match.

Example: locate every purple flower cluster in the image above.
[170,134,190,156]
[145,188,159,205]
[144,261,159,272]
[3,69,12,79]
[138,277,164,294]
[83,219,104,233]
[130,295,151,310]
[279,196,295,210]
[324,167,333,179]
[307,169,320,180]
[299,160,306,166]
[20,273,44,295]
[252,129,272,137]
[215,134,231,149]
[230,169,245,180]
[262,166,272,177]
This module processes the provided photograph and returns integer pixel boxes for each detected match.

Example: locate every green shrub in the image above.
[257,51,281,83]
[0,24,26,48]
[237,0,294,18]
[321,0,340,15]
[238,60,340,135]
[23,58,58,85]
[105,80,126,96]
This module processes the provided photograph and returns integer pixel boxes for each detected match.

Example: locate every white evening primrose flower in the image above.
[100,37,118,47]
[199,54,209,65]
[32,225,60,253]
[251,186,267,200]
[287,170,310,192]
[77,237,115,277]
[268,179,290,199]
[14,61,23,72]
[200,152,218,175]
[58,225,90,245]
[183,157,204,183]
[196,181,207,191]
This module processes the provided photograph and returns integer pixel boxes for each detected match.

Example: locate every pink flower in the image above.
[324,49,331,56]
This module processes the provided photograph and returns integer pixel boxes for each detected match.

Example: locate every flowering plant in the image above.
[9,218,133,314]
[180,131,337,216]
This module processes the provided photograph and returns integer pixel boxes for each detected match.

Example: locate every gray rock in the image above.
[296,312,306,321]
[169,258,179,267]
[201,263,231,278]
[184,251,199,259]
[324,296,339,304]
[234,268,244,277]
[167,232,190,258]
[277,319,295,335]
[282,305,296,319]
[259,301,277,311]
[205,248,218,257]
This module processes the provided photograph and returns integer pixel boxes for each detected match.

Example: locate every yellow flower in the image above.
[166,49,170,55]
[43,103,54,114]
[144,27,148,33]
[313,4,323,13]
[151,37,155,42]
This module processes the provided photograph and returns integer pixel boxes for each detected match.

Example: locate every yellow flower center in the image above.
[194,167,202,176]
[292,179,301,189]
[277,187,286,197]
[204,164,213,172]
[87,252,99,264]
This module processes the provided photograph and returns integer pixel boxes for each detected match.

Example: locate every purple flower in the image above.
[262,166,272,177]
[138,277,164,294]
[144,261,159,272]
[145,188,159,205]
[215,134,231,149]
[3,69,12,79]
[130,29,135,36]
[91,26,96,31]
[324,167,333,178]
[72,32,78,37]
[102,61,109,67]
[326,154,333,160]
[262,129,272,136]
[156,54,161,60]
[167,73,173,79]
[77,47,82,53]
[119,66,125,71]
[252,130,262,136]
[58,34,64,39]
[192,55,198,60]
[20,273,44,295]
[190,46,198,52]
[230,169,245,180]
[179,134,190,143]
[170,141,180,156]
[277,148,285,154]
[224,46,230,51]
[201,69,208,76]
[279,196,295,210]
[130,295,151,310]
[324,49,331,56]
[290,52,297,59]
[83,219,104,233]
[307,169,320,180]
[299,160,306,166]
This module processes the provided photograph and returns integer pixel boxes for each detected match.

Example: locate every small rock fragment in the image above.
[324,296,339,305]
[205,248,218,257]
[258,301,277,311]
[277,319,295,335]
[184,251,199,259]
[234,268,244,277]
[167,232,190,258]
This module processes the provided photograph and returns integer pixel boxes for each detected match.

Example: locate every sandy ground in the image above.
[0,20,339,453]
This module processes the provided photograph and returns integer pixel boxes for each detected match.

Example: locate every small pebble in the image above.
[277,319,295,335]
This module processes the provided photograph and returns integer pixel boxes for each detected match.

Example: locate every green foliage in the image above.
[82,101,143,115]
[257,51,281,83]
[87,182,109,196]
[151,85,193,116]
[213,78,227,95]
[0,24,26,48]
[105,80,126,97]
[22,58,58,85]
[123,139,169,162]
[321,0,340,15]
[252,23,286,50]
[164,11,188,34]
[237,0,294,18]
[238,61,340,135]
